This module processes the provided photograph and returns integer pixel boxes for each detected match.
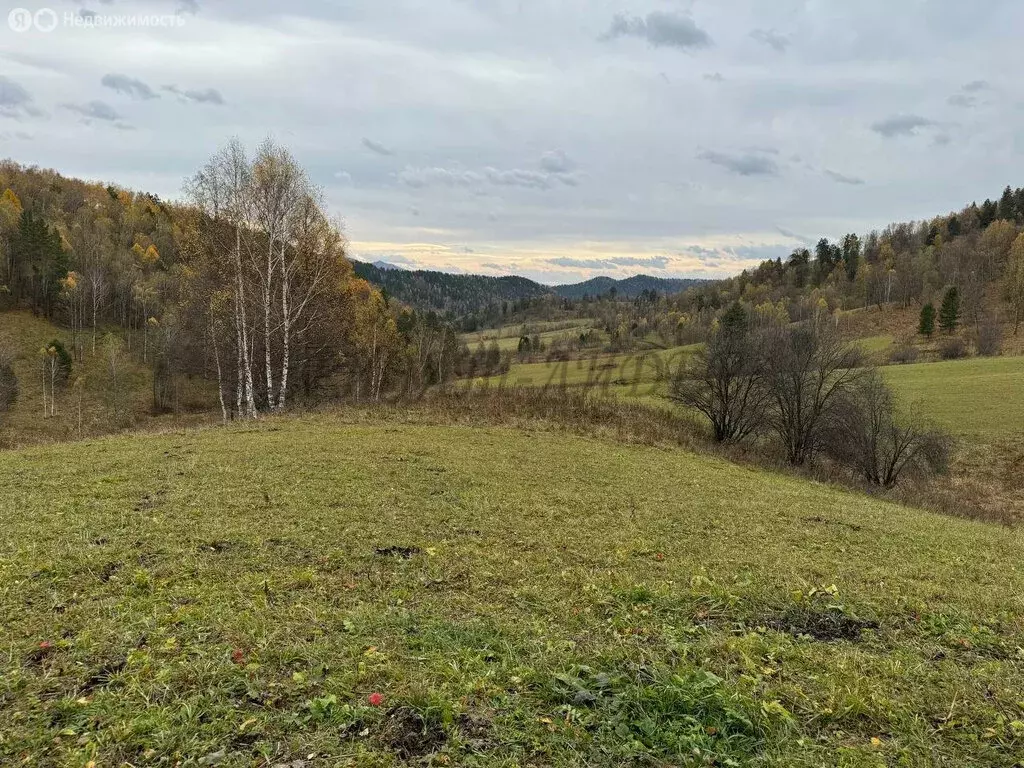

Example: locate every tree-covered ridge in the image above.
[676,185,1024,347]
[553,274,706,300]
[352,259,707,315]
[351,260,550,315]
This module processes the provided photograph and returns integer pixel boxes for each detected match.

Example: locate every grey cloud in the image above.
[704,72,724,82]
[362,137,394,156]
[776,227,814,244]
[751,29,790,52]
[62,100,121,122]
[547,255,670,270]
[871,114,935,137]
[962,80,989,92]
[398,166,479,188]
[947,94,976,108]
[540,149,575,174]
[79,9,98,19]
[824,169,865,185]
[398,165,577,191]
[487,167,571,189]
[698,150,779,177]
[176,0,200,14]
[162,85,225,105]
[0,75,39,118]
[603,11,712,51]
[102,73,159,100]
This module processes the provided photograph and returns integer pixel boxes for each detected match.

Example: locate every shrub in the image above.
[889,345,919,365]
[976,316,1003,357]
[0,336,17,418]
[46,339,72,386]
[823,371,952,487]
[760,321,864,465]
[939,337,966,360]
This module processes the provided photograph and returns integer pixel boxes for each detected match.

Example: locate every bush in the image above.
[0,336,17,418]
[976,317,1003,357]
[889,345,919,365]
[760,321,864,465]
[823,371,952,487]
[939,337,967,360]
[47,339,72,385]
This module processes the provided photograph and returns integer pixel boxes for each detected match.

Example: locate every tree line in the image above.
[0,146,490,429]
[672,303,950,487]
[672,184,1024,352]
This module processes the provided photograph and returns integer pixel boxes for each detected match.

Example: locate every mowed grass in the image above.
[882,355,1024,437]
[2,417,1023,766]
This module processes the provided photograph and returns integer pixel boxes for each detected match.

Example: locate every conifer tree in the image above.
[919,303,936,337]
[939,287,960,334]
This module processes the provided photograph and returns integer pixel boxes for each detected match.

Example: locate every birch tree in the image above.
[187,140,258,418]
[250,141,306,409]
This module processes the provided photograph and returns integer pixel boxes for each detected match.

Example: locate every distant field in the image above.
[883,356,1024,437]
[460,319,599,352]
[855,334,895,359]
[2,417,1023,765]
[473,344,700,394]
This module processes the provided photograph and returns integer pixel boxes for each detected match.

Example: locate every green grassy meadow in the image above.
[473,344,700,393]
[882,356,1024,437]
[460,320,601,353]
[473,340,1024,437]
[2,417,1023,766]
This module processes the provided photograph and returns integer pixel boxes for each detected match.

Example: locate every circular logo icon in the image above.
[7,8,33,32]
[34,8,58,33]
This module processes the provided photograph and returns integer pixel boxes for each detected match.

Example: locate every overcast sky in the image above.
[2,0,1022,284]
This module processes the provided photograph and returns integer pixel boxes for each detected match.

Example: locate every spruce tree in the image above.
[919,303,936,337]
[939,287,960,334]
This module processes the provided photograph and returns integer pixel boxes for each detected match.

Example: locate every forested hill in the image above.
[351,261,549,315]
[351,260,707,314]
[553,274,706,300]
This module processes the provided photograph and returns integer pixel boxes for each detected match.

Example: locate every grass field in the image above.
[460,320,600,353]
[882,356,1024,437]
[473,344,700,393]
[471,337,1024,439]
[2,416,1023,766]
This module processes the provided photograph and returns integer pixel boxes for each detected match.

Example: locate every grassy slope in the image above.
[475,344,700,390]
[882,356,1024,437]
[474,334,1024,438]
[2,418,1022,766]
[459,319,600,353]
[0,310,213,448]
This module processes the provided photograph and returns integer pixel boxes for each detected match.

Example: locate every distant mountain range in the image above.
[351,260,707,315]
